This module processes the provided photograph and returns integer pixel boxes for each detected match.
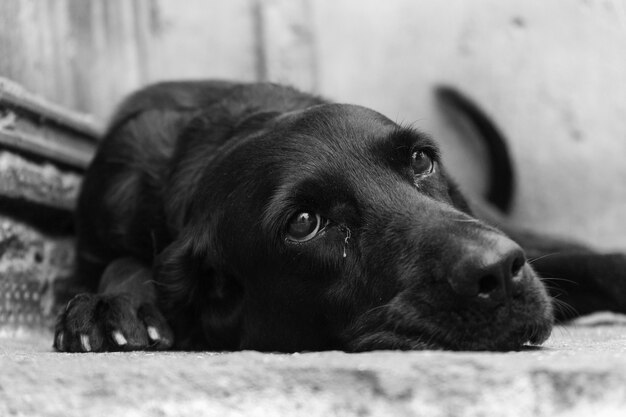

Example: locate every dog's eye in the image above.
[411,151,435,176]
[286,212,324,242]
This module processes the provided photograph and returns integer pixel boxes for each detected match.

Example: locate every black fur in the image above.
[54,81,626,353]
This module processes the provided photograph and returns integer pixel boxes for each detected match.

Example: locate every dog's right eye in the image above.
[411,150,435,177]
[286,212,324,242]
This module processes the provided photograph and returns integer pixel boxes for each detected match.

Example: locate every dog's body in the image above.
[54,81,626,353]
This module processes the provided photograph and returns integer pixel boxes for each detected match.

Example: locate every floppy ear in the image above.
[154,225,243,349]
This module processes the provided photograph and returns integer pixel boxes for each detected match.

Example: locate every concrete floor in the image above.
[1,314,626,417]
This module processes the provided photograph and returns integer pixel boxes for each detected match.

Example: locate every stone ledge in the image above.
[1,323,625,417]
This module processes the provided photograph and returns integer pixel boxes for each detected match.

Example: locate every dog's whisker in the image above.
[553,324,574,339]
[540,276,578,286]
[550,296,579,319]
[528,252,563,264]
[452,217,481,224]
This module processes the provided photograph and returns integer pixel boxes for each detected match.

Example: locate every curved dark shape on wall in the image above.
[435,86,515,213]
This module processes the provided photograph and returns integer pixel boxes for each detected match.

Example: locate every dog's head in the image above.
[157,103,553,351]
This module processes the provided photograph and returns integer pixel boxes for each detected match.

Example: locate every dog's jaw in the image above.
[343,265,554,352]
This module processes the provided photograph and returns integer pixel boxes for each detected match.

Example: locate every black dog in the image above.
[54,81,626,352]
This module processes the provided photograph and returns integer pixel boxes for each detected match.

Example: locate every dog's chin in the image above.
[348,315,553,352]
[349,319,552,352]
[347,278,554,352]
[424,311,554,352]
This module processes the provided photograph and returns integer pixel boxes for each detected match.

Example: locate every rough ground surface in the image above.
[1,316,625,417]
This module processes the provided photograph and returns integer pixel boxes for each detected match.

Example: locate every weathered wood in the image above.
[0,0,262,120]
[0,76,101,138]
[0,77,99,169]
[0,79,88,333]
[0,0,157,120]
[0,129,94,171]
[0,151,82,211]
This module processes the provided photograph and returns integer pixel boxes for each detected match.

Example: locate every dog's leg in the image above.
[528,251,626,320]
[53,258,173,352]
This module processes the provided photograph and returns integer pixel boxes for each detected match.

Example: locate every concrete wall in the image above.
[309,0,626,250]
[1,0,624,250]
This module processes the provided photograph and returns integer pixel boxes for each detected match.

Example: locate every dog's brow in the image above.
[373,127,440,165]
[262,181,297,237]
[386,127,438,151]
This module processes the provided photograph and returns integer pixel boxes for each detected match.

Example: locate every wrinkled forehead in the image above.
[263,103,436,177]
[194,103,438,230]
[255,104,440,226]
[274,103,397,152]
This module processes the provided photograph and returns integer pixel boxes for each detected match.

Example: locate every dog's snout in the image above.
[448,235,525,304]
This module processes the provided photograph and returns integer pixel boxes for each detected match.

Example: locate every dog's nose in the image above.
[448,235,525,303]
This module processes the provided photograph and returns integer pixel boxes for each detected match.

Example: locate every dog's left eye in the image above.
[286,212,326,242]
[411,150,435,176]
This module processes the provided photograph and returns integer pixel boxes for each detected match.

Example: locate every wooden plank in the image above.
[0,77,101,138]
[0,151,81,211]
[0,130,94,171]
[0,77,99,169]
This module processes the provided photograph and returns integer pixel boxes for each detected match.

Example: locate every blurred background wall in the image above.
[1,0,625,250]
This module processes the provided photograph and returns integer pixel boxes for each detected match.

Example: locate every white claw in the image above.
[112,330,127,346]
[80,334,91,352]
[147,326,160,341]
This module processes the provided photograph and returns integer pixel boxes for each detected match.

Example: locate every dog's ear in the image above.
[154,225,243,348]
[446,179,474,215]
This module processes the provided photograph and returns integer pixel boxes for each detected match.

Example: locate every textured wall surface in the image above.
[310,0,626,250]
[0,0,309,121]
[4,1,623,249]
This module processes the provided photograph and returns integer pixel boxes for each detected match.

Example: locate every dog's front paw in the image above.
[53,293,173,352]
